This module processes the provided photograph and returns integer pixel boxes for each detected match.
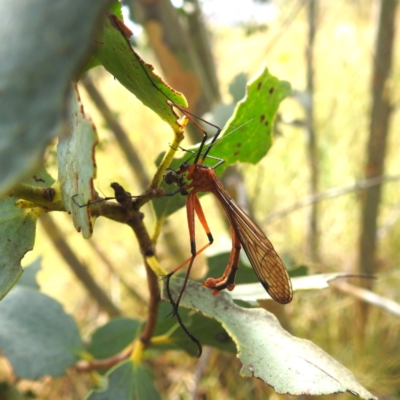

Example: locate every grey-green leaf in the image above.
[0,287,84,379]
[57,85,98,238]
[0,0,113,196]
[85,360,161,400]
[167,279,376,399]
[88,318,140,360]
[0,198,38,299]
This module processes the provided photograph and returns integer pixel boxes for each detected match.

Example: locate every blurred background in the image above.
[15,0,400,398]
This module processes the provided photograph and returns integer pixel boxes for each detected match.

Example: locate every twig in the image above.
[75,348,132,372]
[10,184,64,211]
[109,183,161,350]
[265,174,400,224]
[332,281,400,318]
[139,259,161,348]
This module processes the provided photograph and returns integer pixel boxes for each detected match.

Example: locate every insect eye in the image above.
[180,162,190,169]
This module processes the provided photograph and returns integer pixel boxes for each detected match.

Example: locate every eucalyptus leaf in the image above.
[152,66,290,220]
[0,167,55,298]
[209,65,291,167]
[0,198,38,299]
[0,0,113,196]
[86,360,161,400]
[94,13,187,133]
[57,85,98,238]
[0,287,84,379]
[154,302,235,356]
[167,279,376,399]
[88,318,140,360]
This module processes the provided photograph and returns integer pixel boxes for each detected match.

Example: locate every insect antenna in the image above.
[173,117,255,171]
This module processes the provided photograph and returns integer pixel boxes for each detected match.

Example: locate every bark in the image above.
[358,0,397,279]
[356,0,397,340]
[305,0,319,261]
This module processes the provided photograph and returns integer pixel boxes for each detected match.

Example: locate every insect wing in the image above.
[213,180,293,304]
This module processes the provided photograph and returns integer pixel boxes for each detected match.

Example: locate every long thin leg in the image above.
[192,193,213,245]
[164,192,214,357]
[202,225,241,294]
[167,192,213,312]
[164,240,211,310]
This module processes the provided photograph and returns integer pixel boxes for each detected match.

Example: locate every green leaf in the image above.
[0,166,54,298]
[57,85,98,239]
[167,279,376,399]
[85,360,161,400]
[108,0,123,18]
[94,13,187,133]
[288,264,309,277]
[153,302,235,356]
[0,199,37,299]
[0,287,84,379]
[88,318,140,360]
[208,65,291,167]
[0,0,113,196]
[151,67,290,220]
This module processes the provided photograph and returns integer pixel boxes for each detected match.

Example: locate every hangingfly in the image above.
[163,117,293,314]
[84,17,293,357]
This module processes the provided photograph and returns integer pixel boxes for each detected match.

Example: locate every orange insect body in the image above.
[175,161,293,305]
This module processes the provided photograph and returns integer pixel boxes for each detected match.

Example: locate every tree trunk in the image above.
[356,0,397,338]
[305,0,319,261]
[358,0,397,279]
